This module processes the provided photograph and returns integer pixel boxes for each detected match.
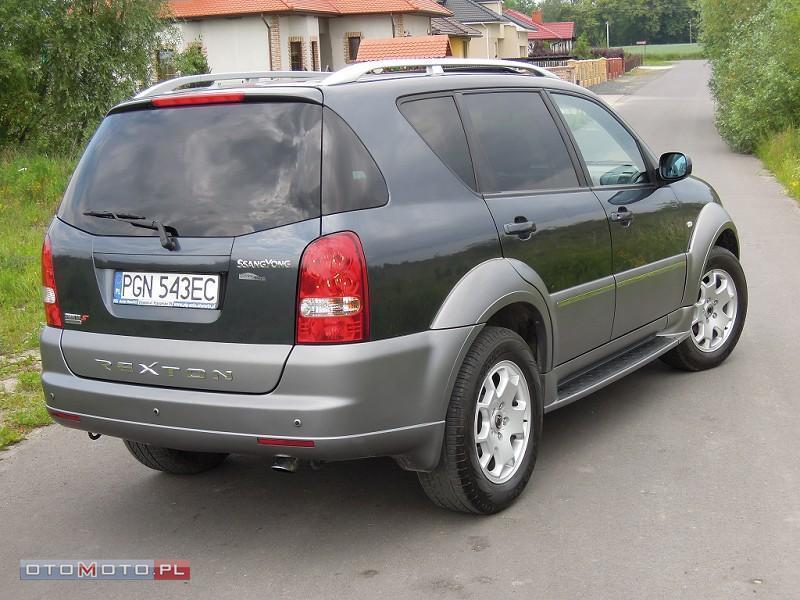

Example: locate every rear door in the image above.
[53,94,322,393]
[458,90,615,365]
[550,92,688,338]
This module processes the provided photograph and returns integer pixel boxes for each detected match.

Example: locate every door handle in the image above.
[610,207,634,225]
[503,219,537,238]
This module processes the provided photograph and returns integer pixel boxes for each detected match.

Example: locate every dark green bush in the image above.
[702,0,800,152]
[175,39,211,76]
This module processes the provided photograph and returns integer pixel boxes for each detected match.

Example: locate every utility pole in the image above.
[689,19,693,44]
[606,21,610,48]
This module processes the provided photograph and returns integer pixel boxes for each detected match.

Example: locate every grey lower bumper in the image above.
[40,325,480,471]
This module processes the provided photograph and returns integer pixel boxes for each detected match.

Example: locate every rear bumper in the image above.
[40,325,480,471]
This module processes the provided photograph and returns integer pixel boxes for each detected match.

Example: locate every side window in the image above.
[551,93,650,186]
[399,96,476,190]
[322,108,388,215]
[460,92,579,193]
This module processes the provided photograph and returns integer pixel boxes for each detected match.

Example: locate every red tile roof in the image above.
[168,0,450,18]
[503,8,574,40]
[356,35,451,60]
[529,21,575,40]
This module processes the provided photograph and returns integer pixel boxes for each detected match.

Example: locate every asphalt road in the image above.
[2,61,799,599]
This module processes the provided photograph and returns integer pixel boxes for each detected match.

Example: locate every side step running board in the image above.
[546,334,687,413]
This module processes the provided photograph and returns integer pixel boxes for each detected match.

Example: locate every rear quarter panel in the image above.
[321,84,502,340]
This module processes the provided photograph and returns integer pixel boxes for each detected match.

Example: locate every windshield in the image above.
[59,101,322,237]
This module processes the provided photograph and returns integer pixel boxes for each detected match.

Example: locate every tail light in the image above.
[297,232,369,344]
[41,235,63,328]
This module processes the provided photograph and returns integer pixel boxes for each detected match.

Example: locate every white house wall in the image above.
[278,15,320,70]
[326,15,395,69]
[403,14,431,37]
[175,13,435,73]
[176,16,270,72]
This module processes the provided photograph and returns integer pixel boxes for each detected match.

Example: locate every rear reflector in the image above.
[47,409,80,422]
[41,235,63,328]
[257,437,315,448]
[152,92,245,108]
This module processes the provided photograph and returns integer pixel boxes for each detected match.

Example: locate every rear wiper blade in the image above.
[83,210,179,250]
[83,210,146,220]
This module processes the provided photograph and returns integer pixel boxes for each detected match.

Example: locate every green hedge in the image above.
[702,0,800,153]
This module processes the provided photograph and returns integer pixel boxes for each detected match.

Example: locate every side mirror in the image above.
[659,152,692,182]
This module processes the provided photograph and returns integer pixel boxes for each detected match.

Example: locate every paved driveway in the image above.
[2,61,799,599]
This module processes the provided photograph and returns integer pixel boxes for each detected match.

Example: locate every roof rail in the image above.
[319,58,558,86]
[135,71,327,99]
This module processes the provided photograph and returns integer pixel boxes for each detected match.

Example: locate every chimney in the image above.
[531,10,543,24]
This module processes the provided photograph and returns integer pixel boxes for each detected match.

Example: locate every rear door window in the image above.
[399,96,476,190]
[460,91,579,194]
[59,101,322,237]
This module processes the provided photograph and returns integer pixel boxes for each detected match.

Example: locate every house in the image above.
[430,16,481,57]
[356,34,452,61]
[438,0,533,59]
[166,0,452,72]
[503,8,575,55]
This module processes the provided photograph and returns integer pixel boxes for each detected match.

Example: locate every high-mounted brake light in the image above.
[297,232,369,344]
[152,92,245,108]
[41,235,63,328]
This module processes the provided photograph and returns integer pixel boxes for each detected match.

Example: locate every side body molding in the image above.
[683,202,739,306]
[430,258,555,372]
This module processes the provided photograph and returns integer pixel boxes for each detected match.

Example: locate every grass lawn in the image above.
[0,149,75,448]
[621,42,705,64]
[758,128,800,203]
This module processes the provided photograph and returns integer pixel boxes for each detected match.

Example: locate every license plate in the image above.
[113,272,220,309]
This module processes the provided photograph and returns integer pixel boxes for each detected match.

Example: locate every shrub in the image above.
[703,0,800,152]
[573,34,593,60]
[591,47,625,59]
[175,39,210,76]
[623,53,643,71]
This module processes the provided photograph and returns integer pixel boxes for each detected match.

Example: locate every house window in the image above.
[347,34,361,62]
[289,40,303,71]
[157,49,176,80]
[462,40,469,57]
[311,41,319,71]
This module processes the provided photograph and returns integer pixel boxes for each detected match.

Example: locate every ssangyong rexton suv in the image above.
[40,59,747,513]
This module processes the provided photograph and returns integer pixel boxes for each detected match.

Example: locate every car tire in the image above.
[123,440,228,475]
[661,246,747,371]
[418,326,543,514]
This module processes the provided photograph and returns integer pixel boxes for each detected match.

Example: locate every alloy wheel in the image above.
[473,360,531,484]
[691,268,738,353]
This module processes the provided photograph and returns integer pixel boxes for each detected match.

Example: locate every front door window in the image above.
[552,93,650,187]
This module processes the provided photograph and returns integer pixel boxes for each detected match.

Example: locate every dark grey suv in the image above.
[40,59,747,513]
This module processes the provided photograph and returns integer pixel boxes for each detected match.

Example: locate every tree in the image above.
[174,39,210,76]
[0,0,167,153]
[505,0,538,15]
[572,33,592,59]
[533,0,700,47]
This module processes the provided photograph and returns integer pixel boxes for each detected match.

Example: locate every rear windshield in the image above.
[59,101,321,237]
